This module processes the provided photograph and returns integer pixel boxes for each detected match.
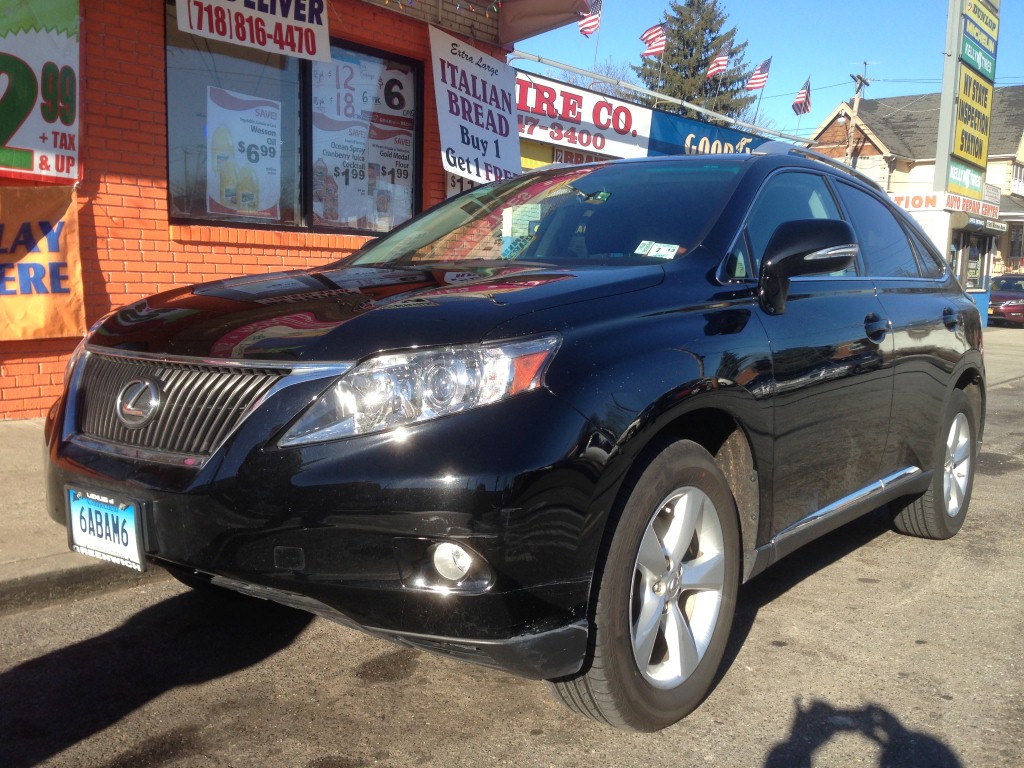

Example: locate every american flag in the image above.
[640,23,667,57]
[745,57,772,91]
[578,0,602,37]
[792,77,812,115]
[706,44,730,78]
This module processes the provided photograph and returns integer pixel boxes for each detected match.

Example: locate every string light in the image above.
[453,0,501,15]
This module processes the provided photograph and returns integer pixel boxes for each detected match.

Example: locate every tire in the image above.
[551,440,740,731]
[891,388,977,539]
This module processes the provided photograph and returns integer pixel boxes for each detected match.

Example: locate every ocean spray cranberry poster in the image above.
[311,48,417,232]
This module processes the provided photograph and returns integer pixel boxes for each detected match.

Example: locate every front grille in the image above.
[77,352,287,457]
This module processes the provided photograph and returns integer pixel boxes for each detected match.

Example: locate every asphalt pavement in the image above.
[3,325,1024,615]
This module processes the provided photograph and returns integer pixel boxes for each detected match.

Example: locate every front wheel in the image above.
[551,440,740,731]
[891,388,977,539]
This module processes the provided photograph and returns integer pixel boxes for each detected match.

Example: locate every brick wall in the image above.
[0,0,504,420]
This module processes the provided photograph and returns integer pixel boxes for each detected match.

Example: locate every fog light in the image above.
[432,542,473,582]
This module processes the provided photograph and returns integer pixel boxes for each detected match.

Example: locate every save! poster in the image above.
[206,87,282,218]
[0,185,86,340]
[311,51,417,232]
[0,0,81,183]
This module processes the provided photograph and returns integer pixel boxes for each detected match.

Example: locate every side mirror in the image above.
[759,219,858,314]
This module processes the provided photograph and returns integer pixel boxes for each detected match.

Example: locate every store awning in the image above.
[498,0,589,45]
[1000,194,1024,222]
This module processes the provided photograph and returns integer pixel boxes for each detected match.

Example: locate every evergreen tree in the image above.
[632,0,755,121]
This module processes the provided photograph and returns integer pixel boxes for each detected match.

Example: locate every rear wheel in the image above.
[891,388,977,539]
[551,440,740,731]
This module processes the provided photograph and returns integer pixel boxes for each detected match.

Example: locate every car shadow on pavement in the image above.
[715,505,963,765]
[0,589,313,768]
[763,698,962,767]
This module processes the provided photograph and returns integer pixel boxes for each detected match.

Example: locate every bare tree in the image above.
[558,57,641,101]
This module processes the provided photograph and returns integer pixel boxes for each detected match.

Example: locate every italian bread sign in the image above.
[429,27,521,185]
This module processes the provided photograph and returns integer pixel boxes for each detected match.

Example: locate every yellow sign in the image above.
[0,185,86,340]
[965,1,999,41]
[952,68,992,168]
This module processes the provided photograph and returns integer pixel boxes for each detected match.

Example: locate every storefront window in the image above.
[1010,224,1022,270]
[166,4,302,226]
[165,4,420,233]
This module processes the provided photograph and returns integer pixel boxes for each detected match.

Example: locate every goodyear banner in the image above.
[0,185,86,340]
[647,111,767,157]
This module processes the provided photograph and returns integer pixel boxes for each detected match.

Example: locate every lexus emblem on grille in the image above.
[115,378,162,428]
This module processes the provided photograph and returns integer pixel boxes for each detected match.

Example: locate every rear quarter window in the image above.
[834,181,921,278]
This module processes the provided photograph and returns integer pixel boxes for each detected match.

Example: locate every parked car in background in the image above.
[45,144,984,731]
[988,274,1024,326]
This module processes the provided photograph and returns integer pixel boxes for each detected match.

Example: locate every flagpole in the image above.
[753,89,764,125]
[653,57,664,109]
[711,72,725,115]
[592,21,601,70]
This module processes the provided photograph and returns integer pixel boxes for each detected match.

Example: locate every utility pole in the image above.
[844,72,870,167]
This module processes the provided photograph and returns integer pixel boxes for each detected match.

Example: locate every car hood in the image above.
[87,261,664,362]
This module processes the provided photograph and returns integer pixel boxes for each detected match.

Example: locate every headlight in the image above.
[279,335,560,446]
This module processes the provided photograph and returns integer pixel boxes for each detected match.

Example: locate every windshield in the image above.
[348,159,745,267]
[992,276,1024,292]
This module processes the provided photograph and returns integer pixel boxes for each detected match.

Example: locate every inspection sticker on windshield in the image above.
[635,241,680,259]
[67,488,145,571]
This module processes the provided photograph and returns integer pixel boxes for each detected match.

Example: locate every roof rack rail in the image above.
[753,140,883,191]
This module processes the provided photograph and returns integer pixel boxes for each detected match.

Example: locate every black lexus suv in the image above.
[45,144,985,731]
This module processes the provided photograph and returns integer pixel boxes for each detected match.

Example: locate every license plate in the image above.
[67,487,145,571]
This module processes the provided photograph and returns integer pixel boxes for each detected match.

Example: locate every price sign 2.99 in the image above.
[0,24,81,182]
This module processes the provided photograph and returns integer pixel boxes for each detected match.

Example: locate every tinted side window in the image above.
[835,182,921,278]
[907,227,947,278]
[731,172,844,278]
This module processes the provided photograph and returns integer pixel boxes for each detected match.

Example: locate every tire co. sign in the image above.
[515,73,653,159]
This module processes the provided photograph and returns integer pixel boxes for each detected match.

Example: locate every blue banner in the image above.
[647,111,767,157]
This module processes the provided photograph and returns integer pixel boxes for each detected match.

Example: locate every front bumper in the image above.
[45,390,609,680]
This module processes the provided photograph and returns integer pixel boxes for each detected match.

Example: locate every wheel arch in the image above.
[602,405,763,588]
[955,366,985,444]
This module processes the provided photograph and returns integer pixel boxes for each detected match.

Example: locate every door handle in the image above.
[864,313,890,342]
